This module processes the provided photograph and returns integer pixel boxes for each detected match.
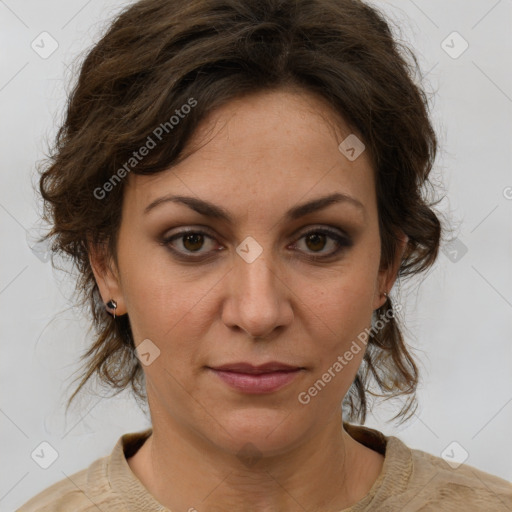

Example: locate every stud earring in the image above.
[106,299,117,319]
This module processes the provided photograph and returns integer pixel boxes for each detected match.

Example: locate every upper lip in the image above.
[210,362,302,374]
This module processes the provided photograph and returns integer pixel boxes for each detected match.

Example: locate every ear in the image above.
[373,231,408,311]
[88,238,126,316]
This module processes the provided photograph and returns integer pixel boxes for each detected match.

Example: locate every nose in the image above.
[221,251,294,340]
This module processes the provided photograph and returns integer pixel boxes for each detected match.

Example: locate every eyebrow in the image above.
[143,192,365,222]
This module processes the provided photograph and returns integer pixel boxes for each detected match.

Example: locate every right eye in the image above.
[161,229,224,260]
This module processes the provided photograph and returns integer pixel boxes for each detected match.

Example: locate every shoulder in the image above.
[344,423,512,511]
[16,429,153,512]
[388,436,512,510]
[15,456,116,512]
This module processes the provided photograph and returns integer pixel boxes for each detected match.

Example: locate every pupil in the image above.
[306,233,326,252]
[183,233,203,252]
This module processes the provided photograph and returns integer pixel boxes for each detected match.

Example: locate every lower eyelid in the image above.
[294,232,351,256]
[162,229,351,258]
[162,231,217,252]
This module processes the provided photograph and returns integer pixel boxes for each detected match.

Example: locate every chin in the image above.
[205,406,308,457]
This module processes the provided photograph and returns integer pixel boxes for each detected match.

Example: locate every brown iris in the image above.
[304,233,327,252]
[182,233,205,252]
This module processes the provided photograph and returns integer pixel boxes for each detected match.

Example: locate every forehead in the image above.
[124,89,376,222]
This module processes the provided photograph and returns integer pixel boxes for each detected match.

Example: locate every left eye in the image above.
[165,231,218,254]
[293,229,350,257]
[162,228,350,259]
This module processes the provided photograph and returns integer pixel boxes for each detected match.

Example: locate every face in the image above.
[92,89,404,456]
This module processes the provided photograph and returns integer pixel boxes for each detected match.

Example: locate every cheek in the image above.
[122,272,207,343]
[117,217,380,361]
[303,275,373,356]
[294,278,374,407]
[295,240,380,375]
[303,246,379,332]
[115,235,191,340]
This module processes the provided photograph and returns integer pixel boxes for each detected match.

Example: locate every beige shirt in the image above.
[17,423,512,511]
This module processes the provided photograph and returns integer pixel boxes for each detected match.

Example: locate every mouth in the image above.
[207,362,305,394]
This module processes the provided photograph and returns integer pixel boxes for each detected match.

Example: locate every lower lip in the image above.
[209,369,302,393]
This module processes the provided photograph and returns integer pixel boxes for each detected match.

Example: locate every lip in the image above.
[211,362,302,374]
[208,362,304,394]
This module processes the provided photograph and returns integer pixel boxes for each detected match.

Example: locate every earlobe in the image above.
[88,240,126,316]
[374,232,408,310]
[105,299,118,318]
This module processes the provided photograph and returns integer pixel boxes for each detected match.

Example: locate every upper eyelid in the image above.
[165,222,349,235]
[163,225,348,243]
[163,226,349,255]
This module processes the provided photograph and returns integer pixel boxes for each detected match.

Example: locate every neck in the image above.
[128,414,384,512]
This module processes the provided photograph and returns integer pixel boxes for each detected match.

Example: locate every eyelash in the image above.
[161,227,352,261]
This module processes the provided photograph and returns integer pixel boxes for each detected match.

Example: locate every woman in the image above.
[18,0,511,510]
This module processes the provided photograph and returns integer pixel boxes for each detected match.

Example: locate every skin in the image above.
[90,88,407,512]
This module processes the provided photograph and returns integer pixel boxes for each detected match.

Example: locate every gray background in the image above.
[1,0,511,510]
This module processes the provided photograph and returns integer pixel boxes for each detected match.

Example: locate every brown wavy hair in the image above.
[38,0,445,423]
